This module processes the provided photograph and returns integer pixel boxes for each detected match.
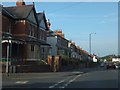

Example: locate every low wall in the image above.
[16,65,51,73]
[2,64,51,73]
[11,61,39,65]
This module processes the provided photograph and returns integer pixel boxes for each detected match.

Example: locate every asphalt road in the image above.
[2,67,119,89]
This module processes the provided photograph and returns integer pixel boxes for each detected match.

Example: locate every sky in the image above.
[2,1,118,57]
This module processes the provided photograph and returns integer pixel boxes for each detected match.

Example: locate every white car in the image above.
[115,63,120,69]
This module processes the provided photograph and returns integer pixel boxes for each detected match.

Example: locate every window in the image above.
[29,29,32,36]
[29,24,34,37]
[40,31,42,40]
[43,31,46,41]
[31,45,34,52]
[8,21,11,33]
[32,29,34,36]
[42,48,44,53]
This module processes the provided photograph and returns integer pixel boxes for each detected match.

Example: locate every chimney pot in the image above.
[16,0,25,6]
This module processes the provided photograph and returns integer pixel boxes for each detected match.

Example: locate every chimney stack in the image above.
[16,0,25,6]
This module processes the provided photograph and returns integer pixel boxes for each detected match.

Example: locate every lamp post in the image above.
[89,33,96,55]
[6,39,9,76]
[6,36,12,76]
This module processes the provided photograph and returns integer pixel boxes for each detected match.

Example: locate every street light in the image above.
[6,39,9,76]
[89,33,96,55]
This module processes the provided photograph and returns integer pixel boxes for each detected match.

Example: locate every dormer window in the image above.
[8,20,11,33]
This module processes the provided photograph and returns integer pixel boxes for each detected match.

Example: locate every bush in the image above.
[61,55,69,66]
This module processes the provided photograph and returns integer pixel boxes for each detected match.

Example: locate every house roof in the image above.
[37,13,44,23]
[37,12,49,30]
[2,7,14,18]
[3,5,33,19]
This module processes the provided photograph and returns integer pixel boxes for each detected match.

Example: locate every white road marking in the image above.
[16,81,28,84]
[58,80,65,84]
[59,74,81,88]
[49,77,71,88]
[72,71,83,74]
[49,79,65,88]
[72,71,79,73]
[12,76,52,80]
[49,74,81,88]
[49,86,55,88]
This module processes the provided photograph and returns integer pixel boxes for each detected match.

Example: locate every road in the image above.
[2,67,119,89]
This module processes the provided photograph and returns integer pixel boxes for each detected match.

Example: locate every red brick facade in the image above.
[2,3,50,64]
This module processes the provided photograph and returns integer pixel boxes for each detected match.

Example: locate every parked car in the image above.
[106,63,116,69]
[115,63,120,69]
[100,63,105,67]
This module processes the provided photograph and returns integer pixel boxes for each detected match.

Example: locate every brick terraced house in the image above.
[2,1,51,72]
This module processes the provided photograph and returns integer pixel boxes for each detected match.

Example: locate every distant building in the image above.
[112,58,120,62]
[93,56,98,62]
[47,32,69,57]
[68,41,81,59]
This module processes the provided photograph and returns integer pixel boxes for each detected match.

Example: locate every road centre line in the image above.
[49,74,81,88]
[49,76,72,88]
[59,74,81,88]
[49,79,67,88]
[49,80,65,88]
[58,80,65,84]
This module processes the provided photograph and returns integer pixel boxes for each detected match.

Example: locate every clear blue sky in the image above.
[2,2,118,57]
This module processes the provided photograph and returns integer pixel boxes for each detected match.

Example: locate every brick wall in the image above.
[16,65,50,73]
[2,64,51,73]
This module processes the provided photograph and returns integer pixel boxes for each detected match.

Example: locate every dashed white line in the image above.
[16,81,28,84]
